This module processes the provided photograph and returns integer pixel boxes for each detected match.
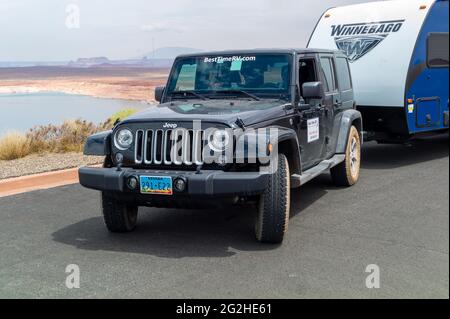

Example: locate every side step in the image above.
[290,154,345,188]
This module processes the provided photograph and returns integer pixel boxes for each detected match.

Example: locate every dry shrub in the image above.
[0,132,31,160]
[0,108,139,161]
[27,119,99,153]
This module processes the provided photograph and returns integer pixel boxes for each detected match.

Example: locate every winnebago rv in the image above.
[308,0,449,142]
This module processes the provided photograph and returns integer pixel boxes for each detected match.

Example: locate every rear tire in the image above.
[331,125,361,186]
[255,153,291,244]
[101,192,138,233]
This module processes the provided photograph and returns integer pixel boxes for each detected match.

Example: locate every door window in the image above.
[298,59,317,96]
[319,57,336,92]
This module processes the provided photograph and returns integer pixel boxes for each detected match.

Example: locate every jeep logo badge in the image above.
[331,19,404,62]
[163,123,178,129]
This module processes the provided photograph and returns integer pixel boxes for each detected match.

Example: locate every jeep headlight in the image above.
[114,128,134,150]
[209,129,231,152]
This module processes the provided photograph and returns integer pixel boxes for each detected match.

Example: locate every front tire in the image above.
[331,125,361,186]
[255,153,291,244]
[101,192,138,233]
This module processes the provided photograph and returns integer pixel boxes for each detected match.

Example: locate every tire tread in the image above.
[256,154,290,243]
[101,193,137,233]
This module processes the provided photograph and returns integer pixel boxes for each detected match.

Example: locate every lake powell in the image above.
[0,92,149,136]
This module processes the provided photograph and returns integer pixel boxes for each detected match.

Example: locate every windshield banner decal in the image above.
[203,56,256,63]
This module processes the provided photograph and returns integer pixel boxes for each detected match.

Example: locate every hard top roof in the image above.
[176,48,341,58]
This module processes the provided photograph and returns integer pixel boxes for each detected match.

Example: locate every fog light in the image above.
[173,178,186,192]
[127,176,138,190]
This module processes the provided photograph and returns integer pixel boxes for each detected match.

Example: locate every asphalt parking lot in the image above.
[0,135,448,298]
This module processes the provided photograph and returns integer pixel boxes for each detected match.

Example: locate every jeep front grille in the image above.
[134,129,205,166]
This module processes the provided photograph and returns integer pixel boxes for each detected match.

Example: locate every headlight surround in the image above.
[209,129,231,152]
[114,128,134,150]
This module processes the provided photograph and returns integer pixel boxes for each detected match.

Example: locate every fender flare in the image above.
[234,126,302,175]
[275,128,302,175]
[335,109,363,154]
[83,130,112,156]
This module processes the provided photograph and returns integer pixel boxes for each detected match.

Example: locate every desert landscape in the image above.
[0,65,170,177]
[0,66,170,102]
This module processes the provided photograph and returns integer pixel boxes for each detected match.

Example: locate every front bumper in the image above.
[78,167,268,196]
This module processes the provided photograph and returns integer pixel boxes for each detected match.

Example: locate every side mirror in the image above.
[155,86,165,103]
[302,82,325,100]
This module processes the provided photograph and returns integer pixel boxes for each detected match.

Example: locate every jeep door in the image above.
[297,56,328,170]
[327,55,355,156]
[318,55,340,158]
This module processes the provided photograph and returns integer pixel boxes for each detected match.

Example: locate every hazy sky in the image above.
[0,0,374,61]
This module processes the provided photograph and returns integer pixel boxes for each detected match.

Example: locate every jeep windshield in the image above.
[166,54,292,101]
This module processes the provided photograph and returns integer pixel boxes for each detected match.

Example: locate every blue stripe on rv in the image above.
[405,0,449,134]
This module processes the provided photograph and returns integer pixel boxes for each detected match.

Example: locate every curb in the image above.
[0,168,80,198]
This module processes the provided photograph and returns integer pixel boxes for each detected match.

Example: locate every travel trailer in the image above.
[308,0,449,142]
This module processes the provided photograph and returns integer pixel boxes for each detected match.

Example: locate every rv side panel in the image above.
[405,0,449,133]
[308,0,433,110]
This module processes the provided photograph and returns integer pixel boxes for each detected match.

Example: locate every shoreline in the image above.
[0,84,155,103]
[0,67,170,103]
[0,86,152,105]
[0,67,167,178]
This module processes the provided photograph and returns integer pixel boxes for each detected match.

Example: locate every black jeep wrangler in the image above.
[79,49,362,244]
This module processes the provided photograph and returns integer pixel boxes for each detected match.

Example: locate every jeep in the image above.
[79,49,362,244]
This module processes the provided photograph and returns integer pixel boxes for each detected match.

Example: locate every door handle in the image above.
[318,106,327,114]
[334,101,343,108]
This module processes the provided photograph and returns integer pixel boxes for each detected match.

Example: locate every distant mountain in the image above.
[0,61,67,68]
[0,47,202,69]
[68,57,111,67]
[143,47,202,59]
[64,56,173,68]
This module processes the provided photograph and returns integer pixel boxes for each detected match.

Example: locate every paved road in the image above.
[0,135,448,298]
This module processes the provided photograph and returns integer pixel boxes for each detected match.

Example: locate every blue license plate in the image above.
[140,176,173,195]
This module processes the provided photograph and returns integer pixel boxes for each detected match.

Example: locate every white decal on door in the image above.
[307,118,320,143]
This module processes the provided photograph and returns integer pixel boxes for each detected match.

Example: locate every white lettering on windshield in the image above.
[203,56,256,63]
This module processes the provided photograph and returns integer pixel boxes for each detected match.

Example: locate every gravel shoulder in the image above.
[0,153,103,180]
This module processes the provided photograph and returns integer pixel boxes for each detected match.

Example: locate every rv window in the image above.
[319,57,336,92]
[335,58,352,91]
[427,33,449,68]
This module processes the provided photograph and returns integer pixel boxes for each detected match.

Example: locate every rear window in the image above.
[335,58,352,91]
[427,33,449,68]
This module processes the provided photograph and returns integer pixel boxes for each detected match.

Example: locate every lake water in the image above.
[0,92,149,136]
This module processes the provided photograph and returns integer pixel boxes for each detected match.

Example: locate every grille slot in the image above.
[134,130,144,164]
[144,130,153,164]
[163,130,173,165]
[135,128,205,166]
[154,130,163,164]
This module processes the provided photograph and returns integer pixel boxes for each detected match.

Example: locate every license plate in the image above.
[140,176,173,195]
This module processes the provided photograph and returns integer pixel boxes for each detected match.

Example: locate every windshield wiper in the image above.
[170,91,208,100]
[212,89,260,101]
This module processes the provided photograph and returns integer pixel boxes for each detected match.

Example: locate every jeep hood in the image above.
[121,100,289,127]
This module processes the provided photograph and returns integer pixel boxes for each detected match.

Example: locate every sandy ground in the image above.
[0,66,170,103]
[0,153,104,180]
